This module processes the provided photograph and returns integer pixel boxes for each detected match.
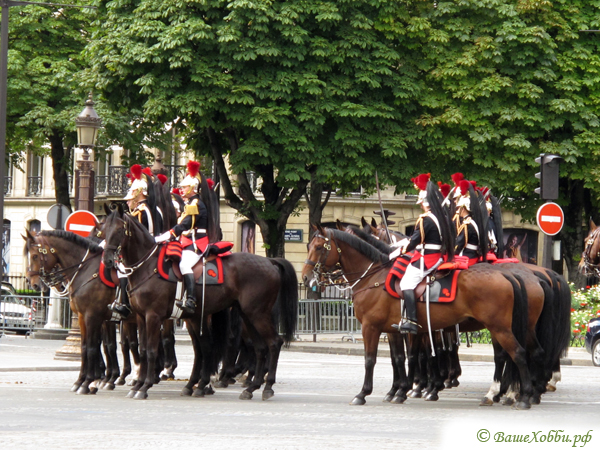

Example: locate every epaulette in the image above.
[184,203,199,216]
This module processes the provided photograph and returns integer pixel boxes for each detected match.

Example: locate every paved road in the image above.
[0,336,599,449]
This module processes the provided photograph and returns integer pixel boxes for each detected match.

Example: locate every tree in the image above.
[87,0,428,257]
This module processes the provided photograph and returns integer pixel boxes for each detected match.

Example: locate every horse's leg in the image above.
[102,321,120,390]
[128,323,141,386]
[490,329,533,410]
[387,333,409,404]
[480,340,507,406]
[215,312,242,388]
[78,317,102,395]
[425,335,445,401]
[526,331,546,405]
[116,322,131,386]
[99,323,109,388]
[546,361,561,392]
[238,320,269,401]
[127,316,146,398]
[446,330,462,388]
[160,320,177,380]
[192,320,217,398]
[182,320,203,397]
[351,323,380,406]
[405,336,420,399]
[72,312,87,392]
[133,313,162,400]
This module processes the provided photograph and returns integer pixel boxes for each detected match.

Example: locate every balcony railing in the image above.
[95,175,108,196]
[27,177,42,196]
[3,176,12,196]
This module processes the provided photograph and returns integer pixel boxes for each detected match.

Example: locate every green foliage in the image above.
[570,283,600,346]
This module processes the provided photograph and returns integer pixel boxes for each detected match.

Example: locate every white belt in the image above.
[416,244,442,250]
[465,243,479,251]
[182,229,207,236]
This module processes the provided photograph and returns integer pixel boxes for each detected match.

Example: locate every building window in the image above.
[27,153,43,196]
[2,219,10,280]
[241,221,255,254]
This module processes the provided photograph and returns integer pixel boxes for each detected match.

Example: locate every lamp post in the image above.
[74,92,101,212]
[55,93,102,361]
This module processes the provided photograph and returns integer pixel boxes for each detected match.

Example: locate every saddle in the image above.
[99,260,118,288]
[157,241,233,285]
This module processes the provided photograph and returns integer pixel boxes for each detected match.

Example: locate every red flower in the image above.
[573,329,580,334]
[571,308,575,312]
[586,286,591,289]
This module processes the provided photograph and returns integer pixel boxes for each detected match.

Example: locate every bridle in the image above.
[103,214,158,275]
[582,227,600,277]
[27,235,92,295]
[305,229,378,291]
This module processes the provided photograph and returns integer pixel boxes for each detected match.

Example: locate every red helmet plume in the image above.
[187,160,201,177]
[130,164,143,180]
[451,173,464,186]
[157,174,167,185]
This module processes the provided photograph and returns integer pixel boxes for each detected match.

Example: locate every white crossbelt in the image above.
[416,244,442,250]
[465,243,479,251]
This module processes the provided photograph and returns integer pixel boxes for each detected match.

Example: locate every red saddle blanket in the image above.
[156,242,233,285]
[99,260,117,288]
[492,258,520,264]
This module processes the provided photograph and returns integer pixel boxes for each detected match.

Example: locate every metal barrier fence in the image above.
[0,294,71,336]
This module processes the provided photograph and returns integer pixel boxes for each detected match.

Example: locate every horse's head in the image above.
[102,203,128,269]
[302,224,340,288]
[22,230,59,291]
[580,220,600,277]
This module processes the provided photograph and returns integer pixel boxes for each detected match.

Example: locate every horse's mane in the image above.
[346,226,391,255]
[327,228,389,263]
[38,230,104,253]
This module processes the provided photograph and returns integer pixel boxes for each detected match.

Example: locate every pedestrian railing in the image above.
[0,294,37,336]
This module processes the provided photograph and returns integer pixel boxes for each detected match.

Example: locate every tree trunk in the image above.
[305,174,332,227]
[48,130,72,212]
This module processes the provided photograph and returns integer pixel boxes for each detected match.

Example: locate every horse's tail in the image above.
[553,273,572,360]
[531,272,556,383]
[501,273,529,391]
[270,257,299,346]
[209,308,230,374]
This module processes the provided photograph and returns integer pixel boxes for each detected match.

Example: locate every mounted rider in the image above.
[109,164,162,318]
[394,175,454,334]
[454,180,487,266]
[154,160,210,314]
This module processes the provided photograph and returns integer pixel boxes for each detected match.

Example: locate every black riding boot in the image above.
[176,274,197,315]
[400,289,418,334]
[109,278,131,319]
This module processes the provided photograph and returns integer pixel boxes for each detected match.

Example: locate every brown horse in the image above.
[101,205,298,400]
[303,225,534,409]
[24,230,121,394]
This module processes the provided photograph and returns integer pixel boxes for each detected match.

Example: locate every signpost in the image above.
[284,229,304,242]
[46,203,71,230]
[64,210,98,238]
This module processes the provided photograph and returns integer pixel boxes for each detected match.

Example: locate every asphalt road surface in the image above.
[1,337,599,450]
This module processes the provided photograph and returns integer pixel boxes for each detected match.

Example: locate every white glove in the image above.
[389,247,403,260]
[155,231,173,243]
[99,240,106,248]
[390,238,409,249]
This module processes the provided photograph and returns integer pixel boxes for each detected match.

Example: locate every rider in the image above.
[395,174,451,334]
[109,164,160,318]
[154,160,209,314]
[454,180,482,266]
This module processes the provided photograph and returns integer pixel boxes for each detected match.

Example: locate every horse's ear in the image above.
[361,217,367,227]
[591,218,597,230]
[371,217,378,228]
[24,229,35,241]
[336,219,344,231]
[104,203,111,216]
[117,203,124,216]
[310,223,317,232]
[316,223,326,235]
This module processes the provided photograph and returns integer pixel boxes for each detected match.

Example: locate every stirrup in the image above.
[108,302,131,319]
[399,320,418,335]
[176,298,196,315]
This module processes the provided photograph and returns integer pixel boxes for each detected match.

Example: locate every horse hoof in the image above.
[513,401,531,410]
[89,387,98,395]
[126,390,137,398]
[451,379,460,388]
[98,381,106,389]
[76,386,89,395]
[531,395,541,405]
[239,390,253,400]
[480,397,494,406]
[391,395,406,404]
[70,384,81,393]
[213,380,228,389]
[192,388,205,398]
[425,393,438,401]
[103,383,115,391]
[262,389,274,401]
[115,378,126,386]
[492,395,501,403]
[126,380,136,387]
[444,380,452,389]
[409,390,422,399]
[350,397,366,405]
[133,391,148,400]
[204,385,215,396]
[546,384,556,392]
[227,378,236,385]
[383,394,394,403]
[502,397,515,406]
[181,387,193,397]
[160,374,168,381]
[242,380,251,388]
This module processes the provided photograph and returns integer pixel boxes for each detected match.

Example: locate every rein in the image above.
[307,230,389,292]
[105,215,159,275]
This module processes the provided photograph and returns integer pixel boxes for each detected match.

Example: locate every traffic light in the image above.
[534,153,563,200]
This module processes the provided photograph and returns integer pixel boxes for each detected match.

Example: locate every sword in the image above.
[423,249,435,357]
[200,257,206,335]
[375,171,392,243]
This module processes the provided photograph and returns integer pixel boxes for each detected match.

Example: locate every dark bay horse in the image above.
[101,205,298,400]
[24,230,121,394]
[303,225,534,409]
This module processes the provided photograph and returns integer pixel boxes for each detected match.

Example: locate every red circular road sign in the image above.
[536,202,564,236]
[64,211,98,237]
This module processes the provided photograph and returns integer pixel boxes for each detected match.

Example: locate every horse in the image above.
[101,204,298,400]
[24,230,121,394]
[303,225,534,409]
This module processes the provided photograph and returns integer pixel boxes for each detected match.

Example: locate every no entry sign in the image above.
[64,210,98,237]
[536,202,564,236]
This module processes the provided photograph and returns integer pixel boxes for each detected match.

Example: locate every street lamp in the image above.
[74,92,101,212]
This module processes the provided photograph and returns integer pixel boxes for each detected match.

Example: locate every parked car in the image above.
[1,282,35,335]
[585,317,600,367]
